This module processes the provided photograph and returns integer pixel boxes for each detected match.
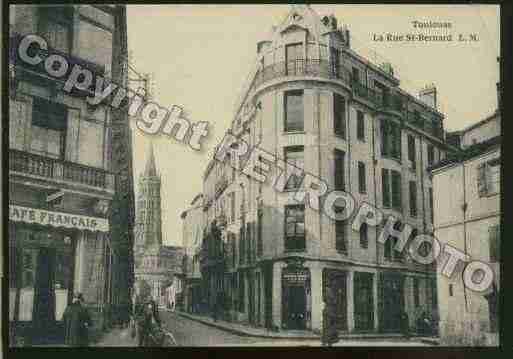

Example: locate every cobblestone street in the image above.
[95,310,433,347]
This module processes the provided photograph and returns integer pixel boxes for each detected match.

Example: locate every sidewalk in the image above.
[93,327,137,347]
[176,310,439,345]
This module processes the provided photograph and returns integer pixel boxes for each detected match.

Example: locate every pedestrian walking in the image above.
[136,297,162,346]
[400,309,410,340]
[321,284,339,347]
[63,293,92,347]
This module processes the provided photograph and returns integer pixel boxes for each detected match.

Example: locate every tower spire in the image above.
[144,142,158,177]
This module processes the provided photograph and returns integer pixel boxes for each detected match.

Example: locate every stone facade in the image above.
[432,110,500,346]
[8,5,132,345]
[198,5,456,334]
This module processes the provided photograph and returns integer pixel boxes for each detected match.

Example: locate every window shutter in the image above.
[9,98,27,150]
[477,162,488,197]
[489,225,500,262]
[65,108,81,162]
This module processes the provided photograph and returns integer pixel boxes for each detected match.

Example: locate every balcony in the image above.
[9,149,114,193]
[248,58,444,141]
[253,59,351,89]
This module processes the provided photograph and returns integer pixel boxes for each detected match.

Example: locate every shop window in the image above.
[284,205,305,252]
[284,146,304,190]
[413,277,420,307]
[284,90,304,132]
[238,272,245,312]
[30,97,67,159]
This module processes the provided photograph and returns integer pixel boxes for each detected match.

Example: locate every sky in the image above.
[126,5,500,247]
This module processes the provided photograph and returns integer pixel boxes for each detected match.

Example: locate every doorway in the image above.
[282,268,310,330]
[354,272,374,332]
[10,226,76,344]
[379,272,404,332]
[323,269,348,331]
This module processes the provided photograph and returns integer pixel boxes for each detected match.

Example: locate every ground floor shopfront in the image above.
[8,205,112,346]
[200,258,437,334]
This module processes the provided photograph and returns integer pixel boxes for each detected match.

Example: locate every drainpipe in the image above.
[461,162,469,312]
[317,91,322,249]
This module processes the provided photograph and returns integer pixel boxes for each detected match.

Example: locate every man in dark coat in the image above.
[135,297,161,346]
[63,293,92,347]
[400,309,410,339]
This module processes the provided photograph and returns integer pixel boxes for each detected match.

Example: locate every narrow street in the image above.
[111,311,431,347]
[158,311,277,346]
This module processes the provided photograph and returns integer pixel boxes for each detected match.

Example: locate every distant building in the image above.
[431,97,500,346]
[199,5,456,334]
[134,144,184,307]
[181,194,204,314]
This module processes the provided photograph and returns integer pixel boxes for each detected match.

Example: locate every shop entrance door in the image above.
[32,247,56,333]
[11,227,76,344]
[379,273,404,333]
[354,272,374,332]
[282,268,310,330]
[286,285,306,330]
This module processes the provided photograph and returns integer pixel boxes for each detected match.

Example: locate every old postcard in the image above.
[5,4,501,348]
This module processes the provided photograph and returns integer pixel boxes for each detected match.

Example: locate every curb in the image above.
[420,338,440,346]
[175,311,438,343]
[175,311,319,340]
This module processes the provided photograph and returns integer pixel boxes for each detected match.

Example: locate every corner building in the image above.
[8,5,134,345]
[201,5,455,334]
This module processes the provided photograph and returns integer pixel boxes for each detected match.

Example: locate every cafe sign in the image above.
[9,205,109,233]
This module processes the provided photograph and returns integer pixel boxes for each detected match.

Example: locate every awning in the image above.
[9,204,109,233]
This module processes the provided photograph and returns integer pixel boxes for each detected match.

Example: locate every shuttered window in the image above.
[335,149,346,191]
[489,225,500,262]
[284,146,304,190]
[382,168,391,208]
[359,223,368,249]
[391,170,402,211]
[409,181,417,217]
[336,220,347,253]
[357,110,365,141]
[284,90,304,132]
[334,93,346,138]
[358,161,366,194]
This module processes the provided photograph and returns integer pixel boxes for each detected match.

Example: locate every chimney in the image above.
[342,24,350,48]
[418,84,437,109]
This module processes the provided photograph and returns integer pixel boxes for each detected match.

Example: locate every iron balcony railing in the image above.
[9,149,114,191]
[249,58,444,140]
[253,59,352,89]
